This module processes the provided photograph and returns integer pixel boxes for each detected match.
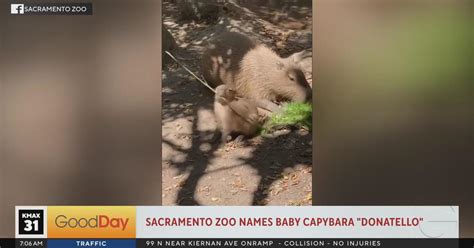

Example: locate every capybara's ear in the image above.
[276,61,284,70]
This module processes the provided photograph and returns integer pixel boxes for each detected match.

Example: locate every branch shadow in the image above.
[238,131,312,205]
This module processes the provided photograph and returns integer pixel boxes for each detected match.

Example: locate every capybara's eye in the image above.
[288,74,295,81]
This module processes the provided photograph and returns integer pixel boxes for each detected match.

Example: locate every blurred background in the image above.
[0,1,162,237]
[314,0,473,237]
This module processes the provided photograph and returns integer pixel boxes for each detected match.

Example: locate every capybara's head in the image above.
[215,85,237,105]
[274,62,312,103]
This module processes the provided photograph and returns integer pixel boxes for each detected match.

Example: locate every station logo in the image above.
[47,206,136,238]
[16,206,48,238]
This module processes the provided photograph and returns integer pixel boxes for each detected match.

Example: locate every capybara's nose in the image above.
[305,90,313,102]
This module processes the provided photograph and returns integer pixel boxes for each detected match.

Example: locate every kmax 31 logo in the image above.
[55,215,129,231]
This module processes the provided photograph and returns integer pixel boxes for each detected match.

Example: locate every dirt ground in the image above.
[162,0,313,206]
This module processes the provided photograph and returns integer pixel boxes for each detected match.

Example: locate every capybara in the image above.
[202,32,312,112]
[214,85,260,145]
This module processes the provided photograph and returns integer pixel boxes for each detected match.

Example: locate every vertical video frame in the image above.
[162,0,313,206]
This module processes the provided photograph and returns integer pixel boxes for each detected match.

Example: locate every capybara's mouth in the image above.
[305,91,313,102]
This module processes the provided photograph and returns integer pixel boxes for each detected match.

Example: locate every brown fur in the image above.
[214,85,260,144]
[202,32,312,107]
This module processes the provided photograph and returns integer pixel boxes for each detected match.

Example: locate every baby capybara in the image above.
[214,85,260,145]
[202,32,312,112]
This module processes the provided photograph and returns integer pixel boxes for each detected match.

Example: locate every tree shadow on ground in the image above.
[238,131,312,205]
